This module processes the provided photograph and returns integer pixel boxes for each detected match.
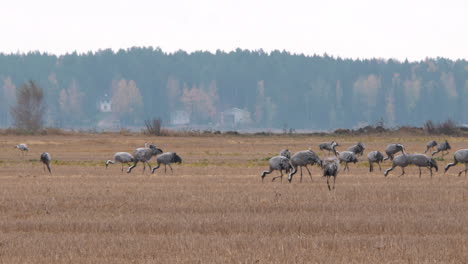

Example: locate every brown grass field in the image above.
[0,134,467,263]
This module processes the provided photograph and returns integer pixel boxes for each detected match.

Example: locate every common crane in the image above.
[151,152,182,174]
[261,156,292,182]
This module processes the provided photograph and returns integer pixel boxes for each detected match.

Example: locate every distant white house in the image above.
[220,108,251,126]
[170,110,190,125]
[98,94,112,113]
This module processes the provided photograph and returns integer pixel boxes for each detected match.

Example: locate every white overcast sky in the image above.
[1,0,467,61]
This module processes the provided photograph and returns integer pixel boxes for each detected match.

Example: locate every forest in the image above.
[0,47,467,130]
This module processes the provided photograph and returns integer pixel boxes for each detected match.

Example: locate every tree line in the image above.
[0,48,467,130]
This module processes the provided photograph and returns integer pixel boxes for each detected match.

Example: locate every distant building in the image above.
[220,108,251,126]
[98,94,112,113]
[170,110,190,125]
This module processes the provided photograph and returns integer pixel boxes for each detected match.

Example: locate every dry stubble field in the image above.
[0,133,467,263]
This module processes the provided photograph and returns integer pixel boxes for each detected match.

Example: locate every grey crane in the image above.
[383,144,406,161]
[15,143,29,156]
[287,150,322,183]
[444,149,468,176]
[384,153,411,177]
[347,142,365,157]
[337,151,358,172]
[106,152,135,172]
[40,152,51,174]
[151,152,182,174]
[323,157,340,191]
[279,149,291,159]
[319,141,339,156]
[127,144,163,173]
[367,150,384,172]
[432,140,451,157]
[261,156,292,182]
[409,154,438,178]
[425,140,437,154]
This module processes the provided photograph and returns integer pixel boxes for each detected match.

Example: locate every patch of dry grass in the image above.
[0,134,467,263]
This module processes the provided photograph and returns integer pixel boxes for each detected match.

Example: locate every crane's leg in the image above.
[272,170,283,182]
[428,167,432,178]
[305,166,312,182]
[398,167,405,177]
[327,176,331,191]
[369,162,373,172]
[300,167,303,183]
[333,175,336,190]
[121,163,124,172]
[169,164,173,174]
[164,164,167,173]
[419,167,422,178]
[458,164,468,177]
[378,162,382,171]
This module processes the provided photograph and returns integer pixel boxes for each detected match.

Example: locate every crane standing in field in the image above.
[408,154,438,178]
[367,150,384,172]
[337,151,358,172]
[425,140,437,154]
[322,157,340,191]
[287,150,322,183]
[383,144,406,161]
[384,154,411,177]
[347,142,365,157]
[444,149,468,176]
[432,140,451,157]
[261,156,292,182]
[127,144,163,173]
[151,152,182,174]
[40,152,52,174]
[15,143,29,156]
[106,152,135,172]
[319,141,339,156]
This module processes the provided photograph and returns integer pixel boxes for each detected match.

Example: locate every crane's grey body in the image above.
[384,153,437,177]
[279,149,291,159]
[40,152,51,174]
[319,141,339,156]
[425,140,437,154]
[106,152,134,172]
[432,140,451,157]
[408,154,438,178]
[261,156,292,182]
[444,149,468,176]
[323,157,339,191]
[347,142,365,157]
[384,154,411,176]
[15,143,29,156]
[338,151,358,172]
[287,150,322,183]
[367,150,384,172]
[127,144,163,173]
[151,152,182,174]
[383,144,406,161]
